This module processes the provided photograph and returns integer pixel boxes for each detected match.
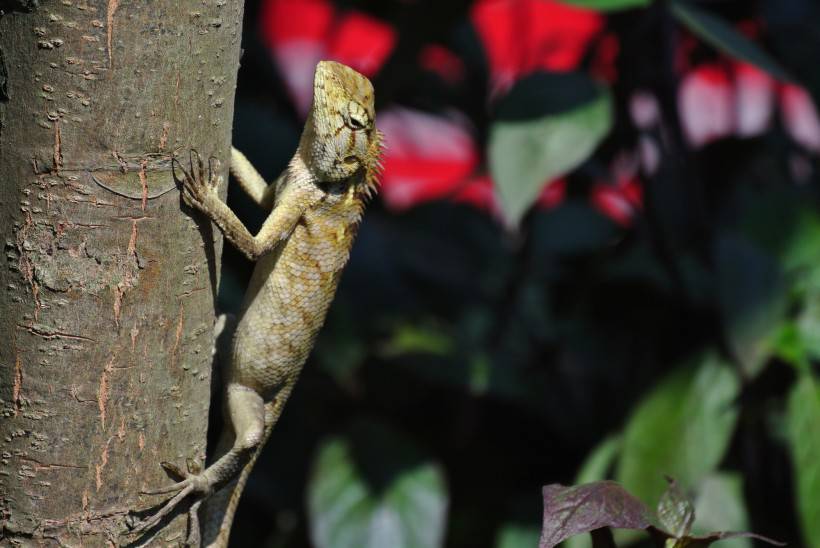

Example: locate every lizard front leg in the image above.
[176,151,303,261]
[230,147,281,210]
[127,151,305,543]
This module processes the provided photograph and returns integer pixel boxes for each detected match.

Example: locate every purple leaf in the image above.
[539,481,655,548]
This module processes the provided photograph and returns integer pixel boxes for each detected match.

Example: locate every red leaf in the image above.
[780,83,820,153]
[471,0,602,95]
[259,0,396,114]
[327,12,396,78]
[378,108,479,210]
[419,44,466,85]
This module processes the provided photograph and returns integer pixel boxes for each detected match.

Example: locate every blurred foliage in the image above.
[489,73,613,225]
[538,478,782,548]
[219,0,820,546]
[307,421,448,548]
[787,375,820,547]
[670,1,791,81]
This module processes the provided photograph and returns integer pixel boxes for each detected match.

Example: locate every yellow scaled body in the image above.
[130,61,383,548]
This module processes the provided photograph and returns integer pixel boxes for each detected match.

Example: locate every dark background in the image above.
[215,1,820,546]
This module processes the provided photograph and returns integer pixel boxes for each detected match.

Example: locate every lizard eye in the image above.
[346,101,370,131]
[347,115,367,130]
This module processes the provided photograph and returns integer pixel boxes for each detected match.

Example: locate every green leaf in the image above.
[692,474,752,548]
[307,421,449,548]
[489,73,612,227]
[616,354,740,506]
[778,208,820,276]
[715,234,787,377]
[772,322,808,369]
[576,436,621,485]
[670,1,791,81]
[657,478,695,538]
[797,293,820,364]
[787,374,820,547]
[558,0,650,11]
[495,523,541,548]
[379,322,455,359]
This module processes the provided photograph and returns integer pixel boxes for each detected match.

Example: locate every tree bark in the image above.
[0,1,242,545]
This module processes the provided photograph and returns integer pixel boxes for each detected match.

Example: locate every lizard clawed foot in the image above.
[128,461,214,539]
[172,149,222,210]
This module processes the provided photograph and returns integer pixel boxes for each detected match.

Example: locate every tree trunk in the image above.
[0,1,242,545]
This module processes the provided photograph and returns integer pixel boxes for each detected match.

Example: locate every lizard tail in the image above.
[202,384,294,548]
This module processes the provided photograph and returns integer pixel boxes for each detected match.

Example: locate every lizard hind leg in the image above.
[201,382,296,548]
[129,384,266,540]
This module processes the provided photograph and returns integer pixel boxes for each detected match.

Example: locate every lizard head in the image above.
[301,60,382,183]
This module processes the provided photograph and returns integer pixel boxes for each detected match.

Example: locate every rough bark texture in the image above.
[0,1,243,545]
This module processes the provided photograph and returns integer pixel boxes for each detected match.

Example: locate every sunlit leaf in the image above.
[616,354,740,506]
[652,477,783,548]
[670,1,791,81]
[787,374,820,548]
[558,0,650,11]
[489,73,612,227]
[308,421,449,548]
[692,474,752,548]
[657,478,695,538]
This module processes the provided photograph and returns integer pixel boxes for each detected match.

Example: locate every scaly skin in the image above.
[129,61,382,547]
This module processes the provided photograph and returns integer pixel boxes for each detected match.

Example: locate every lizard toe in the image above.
[140,478,190,496]
[130,481,199,536]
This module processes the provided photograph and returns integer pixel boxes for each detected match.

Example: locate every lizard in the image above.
[129,60,383,547]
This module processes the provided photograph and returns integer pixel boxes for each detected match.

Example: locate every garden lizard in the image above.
[130,60,383,547]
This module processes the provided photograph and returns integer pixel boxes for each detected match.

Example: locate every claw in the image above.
[129,459,214,541]
[189,149,199,180]
[195,150,205,180]
[171,157,181,184]
[172,156,193,186]
[174,149,221,210]
[208,156,222,189]
[160,460,189,480]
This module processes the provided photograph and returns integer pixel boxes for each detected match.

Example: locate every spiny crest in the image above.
[359,129,385,202]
